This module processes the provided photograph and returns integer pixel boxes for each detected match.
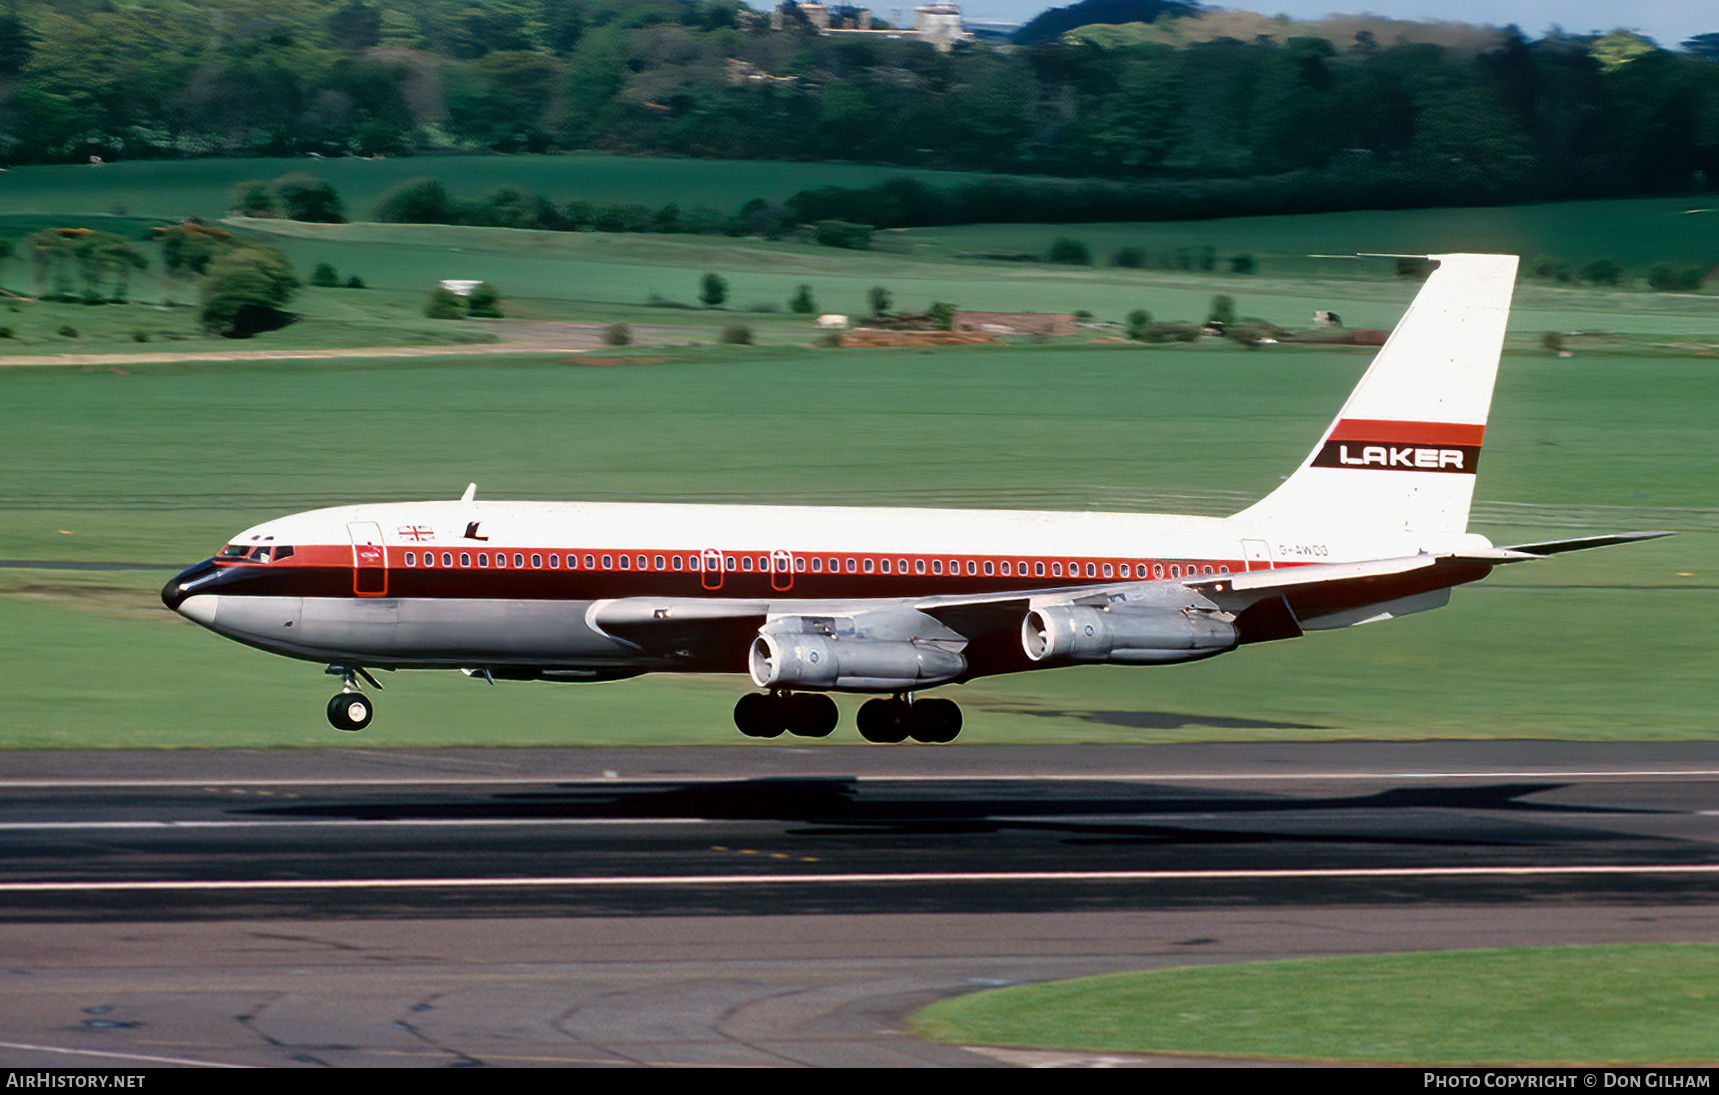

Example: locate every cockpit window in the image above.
[220,544,293,563]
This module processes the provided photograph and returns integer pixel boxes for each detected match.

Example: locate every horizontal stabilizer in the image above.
[1499,531,1675,556]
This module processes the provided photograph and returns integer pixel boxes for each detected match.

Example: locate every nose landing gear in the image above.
[324,665,383,732]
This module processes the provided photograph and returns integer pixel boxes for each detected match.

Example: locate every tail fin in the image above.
[1236,253,1518,536]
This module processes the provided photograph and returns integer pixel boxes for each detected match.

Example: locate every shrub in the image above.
[812,219,872,250]
[1541,331,1565,352]
[232,180,275,216]
[928,301,955,330]
[1530,255,1573,282]
[1648,263,1704,292]
[699,272,729,308]
[344,275,366,289]
[131,330,149,342]
[604,322,631,346]
[720,323,753,345]
[311,262,340,288]
[868,285,892,316]
[1048,238,1092,265]
[57,325,78,337]
[789,284,816,314]
[1230,253,1258,275]
[0,326,12,338]
[1580,260,1623,286]
[465,282,502,318]
[424,287,464,319]
[1124,308,1152,341]
[1111,246,1145,268]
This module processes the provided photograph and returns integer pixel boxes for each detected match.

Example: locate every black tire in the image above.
[785,692,838,738]
[733,692,785,738]
[856,698,909,744]
[327,692,373,732]
[908,697,962,744]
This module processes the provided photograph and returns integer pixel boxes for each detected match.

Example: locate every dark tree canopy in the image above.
[1012,0,1200,45]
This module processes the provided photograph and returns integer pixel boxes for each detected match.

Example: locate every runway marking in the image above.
[0,1039,243,1068]
[0,819,707,831]
[4,769,1719,790]
[4,864,1719,894]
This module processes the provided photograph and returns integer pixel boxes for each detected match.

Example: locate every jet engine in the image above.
[1022,603,1237,665]
[749,631,966,692]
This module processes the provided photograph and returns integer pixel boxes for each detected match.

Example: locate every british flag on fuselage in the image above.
[162,254,1669,742]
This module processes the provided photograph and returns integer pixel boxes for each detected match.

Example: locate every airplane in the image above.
[162,253,1667,743]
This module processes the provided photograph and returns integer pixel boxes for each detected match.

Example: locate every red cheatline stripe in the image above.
[1329,418,1485,446]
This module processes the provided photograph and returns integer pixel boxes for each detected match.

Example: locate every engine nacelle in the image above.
[1022,604,1237,665]
[750,632,966,692]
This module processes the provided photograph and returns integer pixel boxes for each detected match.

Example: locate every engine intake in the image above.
[1022,604,1237,665]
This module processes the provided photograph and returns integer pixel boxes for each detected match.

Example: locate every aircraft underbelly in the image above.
[213,595,637,667]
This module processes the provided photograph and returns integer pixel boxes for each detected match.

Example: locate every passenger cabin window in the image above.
[479,553,489,567]
[405,552,415,567]
[460,552,470,567]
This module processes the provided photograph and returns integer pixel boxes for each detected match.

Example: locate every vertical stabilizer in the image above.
[1236,253,1518,535]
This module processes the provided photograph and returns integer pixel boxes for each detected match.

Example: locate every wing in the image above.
[586,532,1672,688]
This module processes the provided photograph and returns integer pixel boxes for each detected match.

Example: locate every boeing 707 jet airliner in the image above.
[162,254,1666,742]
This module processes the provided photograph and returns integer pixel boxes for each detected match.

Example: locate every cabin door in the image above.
[348,522,389,596]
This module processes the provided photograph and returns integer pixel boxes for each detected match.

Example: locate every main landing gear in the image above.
[732,691,962,744]
[733,690,839,739]
[325,665,381,732]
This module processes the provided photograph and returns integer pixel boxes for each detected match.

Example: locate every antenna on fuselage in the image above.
[460,483,477,503]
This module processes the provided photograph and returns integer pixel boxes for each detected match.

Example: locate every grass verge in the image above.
[912,944,1719,1064]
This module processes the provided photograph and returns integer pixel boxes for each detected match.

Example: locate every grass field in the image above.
[911,944,1719,1064]
[0,155,1713,747]
[1,340,1710,748]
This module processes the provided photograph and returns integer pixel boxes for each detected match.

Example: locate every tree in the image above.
[928,301,956,330]
[311,262,340,287]
[375,179,458,224]
[789,284,816,314]
[1207,294,1236,327]
[272,174,346,224]
[28,228,146,302]
[199,247,299,337]
[1125,308,1152,341]
[868,285,892,316]
[700,272,729,308]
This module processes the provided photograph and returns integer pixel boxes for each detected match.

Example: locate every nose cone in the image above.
[161,559,220,613]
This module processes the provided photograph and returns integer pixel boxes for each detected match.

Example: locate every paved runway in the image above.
[2,742,1717,1067]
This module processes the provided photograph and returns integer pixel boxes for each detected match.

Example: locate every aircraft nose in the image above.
[161,559,220,612]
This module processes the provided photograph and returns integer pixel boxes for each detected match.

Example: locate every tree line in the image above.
[2,1,1718,212]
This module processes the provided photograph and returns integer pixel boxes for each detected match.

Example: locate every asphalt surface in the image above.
[3,741,1717,1067]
